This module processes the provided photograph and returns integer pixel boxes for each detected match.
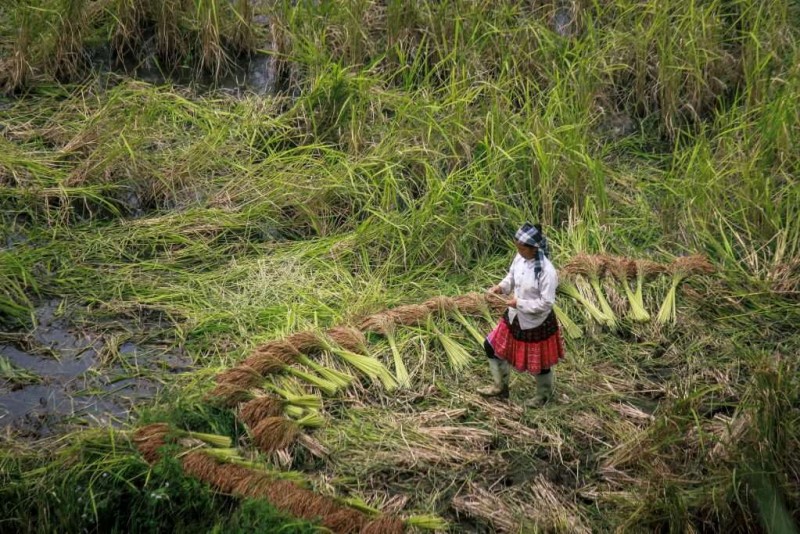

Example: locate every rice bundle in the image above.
[434,326,472,372]
[251,416,300,453]
[251,339,301,360]
[205,382,254,407]
[634,259,668,313]
[215,365,262,388]
[326,326,367,353]
[361,516,406,534]
[422,295,457,314]
[239,396,284,427]
[133,423,171,463]
[484,292,508,314]
[284,366,340,396]
[295,353,355,389]
[285,330,326,352]
[405,515,450,530]
[384,323,410,388]
[386,304,430,326]
[451,308,486,346]
[322,509,367,533]
[656,255,715,324]
[452,292,486,315]
[358,312,394,334]
[330,347,398,390]
[553,304,583,339]
[242,352,294,375]
[608,256,649,322]
[563,254,617,328]
[558,280,608,325]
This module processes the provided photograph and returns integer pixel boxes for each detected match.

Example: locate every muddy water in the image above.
[0,301,192,439]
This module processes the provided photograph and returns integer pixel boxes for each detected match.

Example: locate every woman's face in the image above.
[514,241,538,260]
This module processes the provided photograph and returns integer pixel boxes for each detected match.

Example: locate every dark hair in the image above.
[534,223,543,233]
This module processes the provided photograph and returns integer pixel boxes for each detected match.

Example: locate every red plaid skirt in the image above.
[487,316,565,375]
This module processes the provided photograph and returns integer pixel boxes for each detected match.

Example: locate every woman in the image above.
[478,222,565,406]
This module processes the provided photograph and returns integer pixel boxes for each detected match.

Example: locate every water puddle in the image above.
[0,300,192,439]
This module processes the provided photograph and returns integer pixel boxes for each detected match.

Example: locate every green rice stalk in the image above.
[559,281,609,325]
[284,405,304,418]
[199,448,243,462]
[451,309,486,346]
[263,383,323,410]
[340,497,380,515]
[178,430,232,448]
[433,327,472,372]
[295,354,354,389]
[609,257,649,322]
[588,277,617,329]
[284,366,339,396]
[405,515,450,530]
[330,347,397,390]
[296,411,325,428]
[385,326,410,388]
[553,304,582,339]
[656,256,714,324]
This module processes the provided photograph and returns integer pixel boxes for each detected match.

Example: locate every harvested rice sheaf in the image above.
[322,509,368,534]
[133,423,170,463]
[285,330,326,352]
[239,396,284,427]
[205,382,253,407]
[484,292,507,314]
[360,516,406,534]
[358,312,394,335]
[252,339,301,360]
[386,304,430,326]
[181,451,223,484]
[422,295,457,313]
[452,292,486,315]
[215,366,262,388]
[327,326,368,352]
[242,353,292,375]
[251,416,299,453]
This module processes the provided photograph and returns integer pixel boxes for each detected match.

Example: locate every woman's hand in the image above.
[507,297,517,308]
[488,285,503,295]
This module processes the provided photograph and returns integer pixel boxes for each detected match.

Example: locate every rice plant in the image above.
[656,255,715,324]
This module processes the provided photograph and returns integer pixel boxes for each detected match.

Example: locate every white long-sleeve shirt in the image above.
[498,254,558,329]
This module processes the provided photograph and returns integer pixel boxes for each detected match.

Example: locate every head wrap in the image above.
[514,222,549,279]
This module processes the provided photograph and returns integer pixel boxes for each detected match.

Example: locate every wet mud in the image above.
[0,301,192,439]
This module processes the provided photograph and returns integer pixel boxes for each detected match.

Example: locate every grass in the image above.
[1,0,799,531]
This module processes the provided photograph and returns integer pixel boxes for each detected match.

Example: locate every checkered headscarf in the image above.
[514,223,549,279]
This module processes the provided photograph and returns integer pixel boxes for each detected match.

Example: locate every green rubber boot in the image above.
[527,371,554,407]
[477,359,510,399]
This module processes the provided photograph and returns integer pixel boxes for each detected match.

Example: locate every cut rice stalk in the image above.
[553,304,583,339]
[656,255,714,324]
[608,256,649,322]
[284,366,339,396]
[385,326,410,388]
[296,410,325,428]
[330,347,397,390]
[200,448,244,462]
[559,281,608,325]
[295,353,354,389]
[179,430,232,448]
[405,515,450,530]
[452,309,486,346]
[433,326,472,372]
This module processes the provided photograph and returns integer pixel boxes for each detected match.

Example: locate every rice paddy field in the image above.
[1,1,799,532]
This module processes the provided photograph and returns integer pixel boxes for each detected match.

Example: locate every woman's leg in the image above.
[478,338,509,398]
